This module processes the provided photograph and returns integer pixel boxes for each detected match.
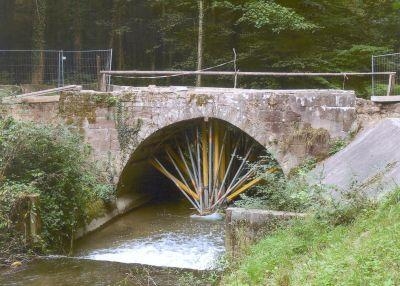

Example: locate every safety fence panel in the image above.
[0,49,112,96]
[372,53,400,96]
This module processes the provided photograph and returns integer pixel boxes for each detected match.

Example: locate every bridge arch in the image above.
[117,116,282,214]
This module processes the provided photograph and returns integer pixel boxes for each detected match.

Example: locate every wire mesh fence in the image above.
[372,53,400,96]
[0,49,112,96]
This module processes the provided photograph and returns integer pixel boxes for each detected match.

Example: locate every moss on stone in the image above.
[115,100,143,161]
[58,91,118,124]
[189,93,213,106]
[282,124,331,161]
[86,199,108,222]
[119,92,137,102]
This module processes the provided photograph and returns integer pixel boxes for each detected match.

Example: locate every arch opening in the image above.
[118,117,282,215]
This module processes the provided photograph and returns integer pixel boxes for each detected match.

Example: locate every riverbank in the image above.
[221,189,400,285]
[0,118,115,265]
[0,237,32,270]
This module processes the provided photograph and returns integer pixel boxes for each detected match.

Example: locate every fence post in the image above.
[387,73,395,96]
[108,49,113,90]
[58,51,61,87]
[99,73,107,92]
[96,55,101,91]
[61,50,65,87]
[371,56,375,96]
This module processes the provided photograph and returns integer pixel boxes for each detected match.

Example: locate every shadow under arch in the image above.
[117,117,283,212]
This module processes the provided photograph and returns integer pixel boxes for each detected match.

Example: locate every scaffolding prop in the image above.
[150,119,274,215]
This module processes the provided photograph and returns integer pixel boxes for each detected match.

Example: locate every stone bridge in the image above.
[1,86,356,227]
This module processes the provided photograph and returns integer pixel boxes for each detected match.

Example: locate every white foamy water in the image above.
[81,232,225,270]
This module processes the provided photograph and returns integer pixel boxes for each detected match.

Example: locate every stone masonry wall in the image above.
[1,87,356,183]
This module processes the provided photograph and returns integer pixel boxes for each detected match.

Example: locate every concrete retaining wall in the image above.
[225,208,305,256]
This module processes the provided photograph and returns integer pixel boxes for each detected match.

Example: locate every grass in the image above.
[221,190,400,286]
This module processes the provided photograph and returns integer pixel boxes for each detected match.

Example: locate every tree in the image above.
[71,0,82,71]
[109,0,130,70]
[1,0,399,94]
[31,0,47,85]
[196,0,204,86]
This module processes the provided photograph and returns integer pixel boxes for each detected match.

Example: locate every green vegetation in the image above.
[328,138,348,156]
[223,187,400,285]
[0,117,114,260]
[0,86,22,98]
[235,157,320,212]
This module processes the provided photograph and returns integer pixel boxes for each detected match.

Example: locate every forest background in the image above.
[0,0,399,93]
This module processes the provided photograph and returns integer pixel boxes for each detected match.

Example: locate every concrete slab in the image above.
[371,96,400,103]
[226,208,305,225]
[314,118,400,198]
[225,208,305,255]
[1,95,60,104]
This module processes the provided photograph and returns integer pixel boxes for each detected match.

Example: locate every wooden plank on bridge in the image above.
[16,85,82,98]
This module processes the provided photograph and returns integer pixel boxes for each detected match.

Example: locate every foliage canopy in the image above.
[0,0,398,95]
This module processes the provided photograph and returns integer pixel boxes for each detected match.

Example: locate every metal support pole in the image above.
[372,56,375,96]
[57,51,61,87]
[107,49,113,91]
[96,55,101,90]
[61,50,65,87]
[150,119,274,215]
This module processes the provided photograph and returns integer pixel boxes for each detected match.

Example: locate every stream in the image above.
[0,200,225,285]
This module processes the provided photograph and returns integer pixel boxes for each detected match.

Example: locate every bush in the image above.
[328,138,347,156]
[0,117,114,252]
[234,156,322,212]
[234,154,377,228]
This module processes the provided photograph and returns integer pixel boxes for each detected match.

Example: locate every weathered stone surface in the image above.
[1,87,356,176]
[226,207,305,225]
[314,118,400,198]
[225,207,305,255]
[356,98,400,131]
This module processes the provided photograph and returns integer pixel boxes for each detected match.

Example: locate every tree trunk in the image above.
[0,0,16,48]
[32,0,47,85]
[109,0,126,70]
[117,33,124,69]
[196,0,204,87]
[72,0,82,72]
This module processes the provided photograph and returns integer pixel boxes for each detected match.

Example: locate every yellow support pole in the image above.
[166,146,187,176]
[177,145,198,192]
[219,128,227,184]
[150,159,199,201]
[226,167,280,201]
[213,121,220,184]
[227,177,263,201]
[201,121,209,188]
